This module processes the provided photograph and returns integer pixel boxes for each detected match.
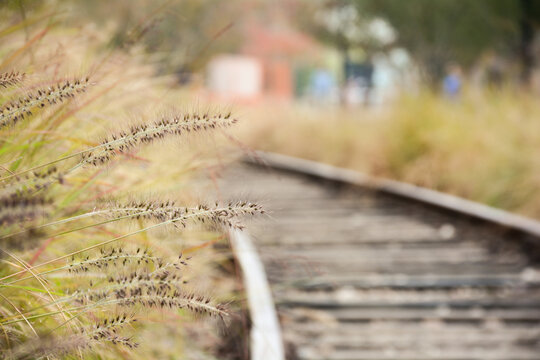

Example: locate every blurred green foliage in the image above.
[304,0,540,82]
[357,0,540,81]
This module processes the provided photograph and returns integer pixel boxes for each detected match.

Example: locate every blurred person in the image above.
[443,63,463,98]
[310,68,335,104]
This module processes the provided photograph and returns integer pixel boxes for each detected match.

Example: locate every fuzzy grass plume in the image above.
[0,78,89,128]
[81,111,237,166]
[102,200,264,229]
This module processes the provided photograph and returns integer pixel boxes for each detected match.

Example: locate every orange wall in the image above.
[264,59,293,100]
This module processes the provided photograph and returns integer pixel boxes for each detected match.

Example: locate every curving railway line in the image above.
[218,152,540,360]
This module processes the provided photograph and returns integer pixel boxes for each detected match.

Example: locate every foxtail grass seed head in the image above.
[67,247,165,274]
[104,200,264,230]
[7,316,136,360]
[0,71,25,89]
[69,254,227,319]
[84,314,138,349]
[0,192,51,226]
[0,77,90,128]
[81,111,238,166]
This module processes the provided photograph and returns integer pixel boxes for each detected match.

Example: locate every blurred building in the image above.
[207,55,263,101]
[206,21,320,102]
[205,13,411,105]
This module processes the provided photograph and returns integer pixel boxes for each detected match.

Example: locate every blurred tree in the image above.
[358,0,521,81]
[304,0,540,85]
[520,0,540,86]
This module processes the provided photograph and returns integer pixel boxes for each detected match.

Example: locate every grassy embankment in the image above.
[238,90,540,218]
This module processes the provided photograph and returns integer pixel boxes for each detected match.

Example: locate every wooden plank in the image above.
[277,287,540,304]
[293,347,540,360]
[287,321,540,336]
[278,297,540,309]
[291,334,540,350]
[287,274,527,289]
[283,306,540,322]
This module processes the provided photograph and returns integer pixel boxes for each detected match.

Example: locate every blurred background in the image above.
[36,0,540,218]
[65,0,540,100]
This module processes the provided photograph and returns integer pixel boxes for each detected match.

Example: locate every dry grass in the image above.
[0,7,251,360]
[238,89,540,218]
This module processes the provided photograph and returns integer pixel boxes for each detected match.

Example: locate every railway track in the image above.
[217,153,540,360]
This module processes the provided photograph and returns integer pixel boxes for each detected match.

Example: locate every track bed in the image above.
[217,162,540,360]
